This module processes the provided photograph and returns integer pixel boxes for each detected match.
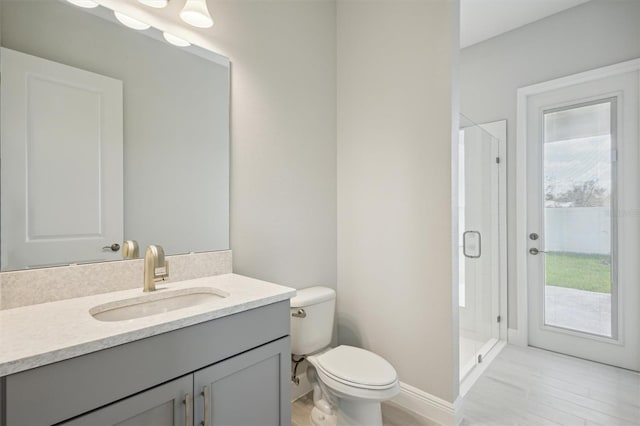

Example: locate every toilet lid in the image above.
[315,345,398,388]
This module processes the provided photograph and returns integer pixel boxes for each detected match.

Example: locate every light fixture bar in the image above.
[114,11,151,30]
[66,0,99,8]
[163,32,191,47]
[137,0,169,8]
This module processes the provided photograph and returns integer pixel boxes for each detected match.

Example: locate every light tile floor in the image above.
[459,344,640,425]
[291,392,437,426]
[293,344,640,426]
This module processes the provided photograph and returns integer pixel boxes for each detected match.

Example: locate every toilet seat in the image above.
[316,345,397,388]
[308,345,400,401]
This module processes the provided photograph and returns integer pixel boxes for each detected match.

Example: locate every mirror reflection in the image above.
[0,0,230,271]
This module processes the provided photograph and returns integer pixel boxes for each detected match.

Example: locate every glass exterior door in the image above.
[525,69,640,370]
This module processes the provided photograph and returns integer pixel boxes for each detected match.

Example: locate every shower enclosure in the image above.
[458,115,504,381]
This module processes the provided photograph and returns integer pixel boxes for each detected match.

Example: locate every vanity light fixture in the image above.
[163,32,191,47]
[180,0,214,28]
[114,11,151,30]
[66,0,99,8]
[137,0,169,8]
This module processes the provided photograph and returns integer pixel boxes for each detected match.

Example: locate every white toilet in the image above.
[290,286,400,426]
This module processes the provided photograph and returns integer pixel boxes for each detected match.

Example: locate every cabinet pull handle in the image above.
[201,385,211,426]
[183,393,192,426]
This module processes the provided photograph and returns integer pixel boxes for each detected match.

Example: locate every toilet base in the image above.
[307,364,385,426]
[311,405,337,426]
[309,398,383,426]
[337,399,383,426]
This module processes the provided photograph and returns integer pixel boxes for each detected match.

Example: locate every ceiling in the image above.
[461,0,591,48]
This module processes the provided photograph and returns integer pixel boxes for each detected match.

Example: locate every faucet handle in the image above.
[160,259,169,280]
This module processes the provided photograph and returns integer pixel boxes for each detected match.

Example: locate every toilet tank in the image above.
[290,286,336,355]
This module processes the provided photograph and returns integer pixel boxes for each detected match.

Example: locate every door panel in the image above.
[1,47,123,270]
[62,375,192,426]
[194,338,290,426]
[526,70,640,370]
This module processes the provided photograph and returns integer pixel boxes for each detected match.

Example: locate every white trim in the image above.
[515,57,640,349]
[518,59,640,97]
[516,87,530,347]
[391,382,460,426]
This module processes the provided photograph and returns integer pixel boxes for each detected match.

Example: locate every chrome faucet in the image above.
[143,245,169,292]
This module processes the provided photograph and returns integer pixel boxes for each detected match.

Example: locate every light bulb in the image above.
[114,11,151,30]
[163,32,191,47]
[180,0,214,28]
[66,0,99,8]
[137,0,169,8]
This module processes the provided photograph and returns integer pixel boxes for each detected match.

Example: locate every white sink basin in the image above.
[90,287,229,322]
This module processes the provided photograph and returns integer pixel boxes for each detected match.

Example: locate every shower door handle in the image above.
[463,231,481,259]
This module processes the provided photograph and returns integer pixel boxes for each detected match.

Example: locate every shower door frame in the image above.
[458,119,508,387]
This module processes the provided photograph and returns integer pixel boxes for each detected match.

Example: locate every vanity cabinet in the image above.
[1,301,291,426]
[63,338,289,426]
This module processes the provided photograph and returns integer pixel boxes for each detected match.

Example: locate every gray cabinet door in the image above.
[194,337,291,426]
[62,375,193,426]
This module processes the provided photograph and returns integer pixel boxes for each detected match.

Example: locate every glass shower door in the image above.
[459,115,501,380]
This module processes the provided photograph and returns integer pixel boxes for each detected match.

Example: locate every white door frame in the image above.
[514,58,640,347]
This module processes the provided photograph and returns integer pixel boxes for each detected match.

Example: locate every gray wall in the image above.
[460,0,640,328]
[337,0,460,402]
[1,0,229,257]
[2,0,462,403]
[211,0,338,292]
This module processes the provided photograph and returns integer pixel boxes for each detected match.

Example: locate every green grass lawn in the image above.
[545,252,611,294]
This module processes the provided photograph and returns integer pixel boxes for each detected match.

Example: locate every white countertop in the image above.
[0,273,295,377]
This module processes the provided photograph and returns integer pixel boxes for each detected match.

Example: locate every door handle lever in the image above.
[529,248,546,255]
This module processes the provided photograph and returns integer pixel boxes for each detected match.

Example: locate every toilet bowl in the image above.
[290,287,400,426]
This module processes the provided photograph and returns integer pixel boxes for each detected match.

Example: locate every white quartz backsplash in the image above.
[0,250,232,310]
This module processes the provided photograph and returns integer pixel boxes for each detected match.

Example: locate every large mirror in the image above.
[0,0,230,271]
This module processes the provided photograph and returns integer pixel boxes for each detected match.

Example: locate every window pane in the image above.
[543,101,614,337]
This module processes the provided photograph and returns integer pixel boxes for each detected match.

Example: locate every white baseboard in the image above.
[391,382,460,426]
[508,327,527,347]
